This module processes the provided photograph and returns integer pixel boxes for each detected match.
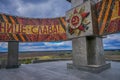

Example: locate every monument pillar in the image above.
[72,37,107,69]
[67,0,110,73]
[72,37,88,66]
[86,36,105,65]
[6,41,19,68]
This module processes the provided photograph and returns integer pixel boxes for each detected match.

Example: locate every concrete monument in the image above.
[67,0,111,73]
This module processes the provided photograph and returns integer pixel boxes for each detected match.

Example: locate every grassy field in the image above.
[0,50,120,64]
[0,51,72,64]
[104,51,120,61]
[19,53,72,64]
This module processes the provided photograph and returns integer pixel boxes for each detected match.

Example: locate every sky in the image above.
[0,0,120,52]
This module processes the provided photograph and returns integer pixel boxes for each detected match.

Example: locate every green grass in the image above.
[18,53,72,64]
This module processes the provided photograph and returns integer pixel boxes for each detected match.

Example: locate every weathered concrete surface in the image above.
[72,37,106,67]
[72,37,88,66]
[0,61,119,80]
[7,41,19,68]
[67,63,111,73]
[71,0,106,70]
[87,37,105,65]
[71,0,83,7]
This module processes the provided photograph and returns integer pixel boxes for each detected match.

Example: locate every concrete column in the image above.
[6,41,19,68]
[67,0,110,73]
[72,37,105,67]
[71,0,87,67]
[71,0,106,66]
[87,37,105,65]
[72,37,88,66]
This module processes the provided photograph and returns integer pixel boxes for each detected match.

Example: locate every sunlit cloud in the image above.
[103,33,120,50]
[19,41,72,52]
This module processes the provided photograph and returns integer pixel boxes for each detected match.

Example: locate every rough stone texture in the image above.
[71,0,83,7]
[6,41,19,68]
[87,37,105,65]
[0,61,120,80]
[72,37,106,66]
[70,0,100,6]
[66,0,95,38]
[67,63,111,73]
[72,37,88,66]
[70,0,107,72]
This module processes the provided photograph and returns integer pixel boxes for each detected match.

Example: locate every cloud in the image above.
[20,46,71,51]
[0,42,8,52]
[103,33,120,49]
[0,42,8,48]
[19,41,72,51]
[0,0,71,18]
[44,42,64,46]
[44,41,71,46]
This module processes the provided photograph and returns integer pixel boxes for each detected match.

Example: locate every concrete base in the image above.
[0,61,120,80]
[6,64,20,69]
[67,63,111,73]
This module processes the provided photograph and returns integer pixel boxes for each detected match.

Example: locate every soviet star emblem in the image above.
[67,6,90,36]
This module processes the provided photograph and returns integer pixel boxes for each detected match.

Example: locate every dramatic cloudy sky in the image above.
[0,0,119,52]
